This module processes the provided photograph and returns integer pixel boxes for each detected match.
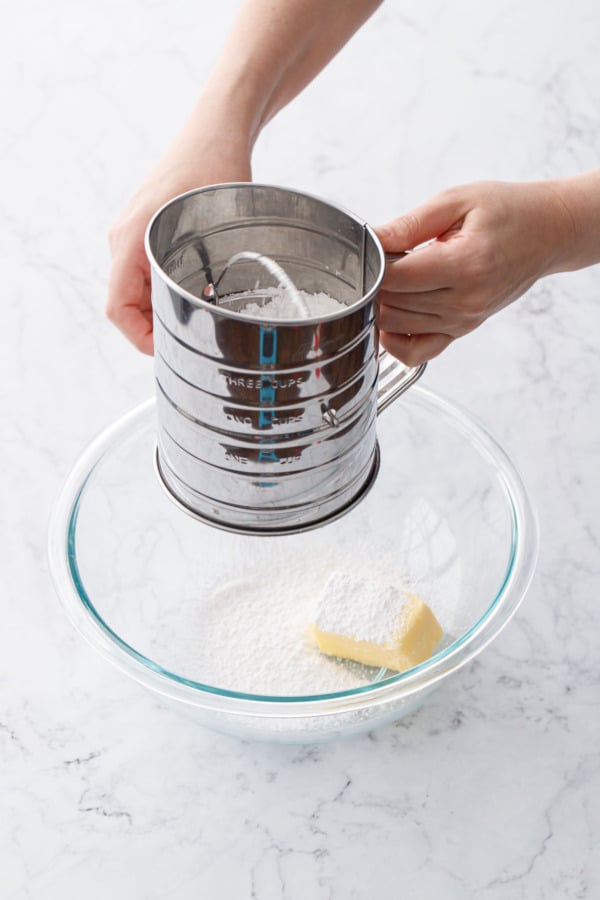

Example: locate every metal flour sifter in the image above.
[145,183,425,535]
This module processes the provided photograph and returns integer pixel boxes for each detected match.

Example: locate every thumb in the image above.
[374,190,468,252]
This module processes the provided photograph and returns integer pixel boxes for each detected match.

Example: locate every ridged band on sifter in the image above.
[145,183,425,534]
[153,441,382,536]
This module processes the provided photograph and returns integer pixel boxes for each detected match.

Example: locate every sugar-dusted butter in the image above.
[310,572,443,672]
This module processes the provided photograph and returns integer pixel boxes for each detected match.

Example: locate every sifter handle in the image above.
[376,351,426,415]
[376,252,424,412]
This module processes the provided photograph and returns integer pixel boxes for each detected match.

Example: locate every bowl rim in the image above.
[48,385,539,717]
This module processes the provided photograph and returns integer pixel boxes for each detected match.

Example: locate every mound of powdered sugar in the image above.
[171,576,376,696]
[162,545,449,698]
[167,553,384,697]
[239,288,346,320]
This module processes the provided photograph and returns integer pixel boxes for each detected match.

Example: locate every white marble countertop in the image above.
[3,0,599,896]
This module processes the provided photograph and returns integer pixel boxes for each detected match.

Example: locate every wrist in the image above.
[150,86,258,185]
[194,84,262,150]
[541,170,600,273]
[199,55,285,148]
[538,179,580,274]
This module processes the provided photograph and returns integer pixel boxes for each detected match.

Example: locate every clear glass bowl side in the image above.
[48,387,538,718]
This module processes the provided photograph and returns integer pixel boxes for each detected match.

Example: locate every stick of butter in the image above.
[310,571,443,672]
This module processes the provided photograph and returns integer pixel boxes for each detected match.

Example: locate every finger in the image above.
[107,253,154,355]
[378,302,445,336]
[380,287,485,337]
[380,330,454,367]
[374,188,468,253]
[111,303,154,355]
[382,240,458,293]
[378,286,451,314]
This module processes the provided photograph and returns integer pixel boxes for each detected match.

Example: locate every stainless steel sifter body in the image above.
[145,183,425,535]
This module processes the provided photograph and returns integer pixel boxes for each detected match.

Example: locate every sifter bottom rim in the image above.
[153,443,381,536]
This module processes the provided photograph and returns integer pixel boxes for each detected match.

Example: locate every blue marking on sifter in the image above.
[258,324,279,476]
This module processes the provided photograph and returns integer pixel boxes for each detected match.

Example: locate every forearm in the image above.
[545,169,600,273]
[161,0,382,164]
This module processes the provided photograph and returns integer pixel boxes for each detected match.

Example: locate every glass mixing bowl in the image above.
[48,385,538,743]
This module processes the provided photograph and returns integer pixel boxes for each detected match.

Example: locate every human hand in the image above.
[106,0,388,355]
[107,110,252,354]
[374,180,576,365]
